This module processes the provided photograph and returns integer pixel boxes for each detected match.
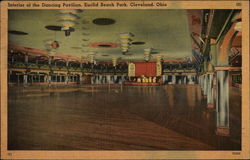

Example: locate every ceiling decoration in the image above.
[9,10,193,61]
[45,25,62,31]
[93,18,116,25]
[57,10,82,36]
[45,25,75,33]
[112,57,117,66]
[87,52,96,63]
[144,48,152,61]
[89,42,119,48]
[44,39,60,55]
[119,33,134,55]
[8,30,28,35]
[131,41,145,45]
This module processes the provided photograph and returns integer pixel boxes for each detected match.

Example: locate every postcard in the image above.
[0,0,249,159]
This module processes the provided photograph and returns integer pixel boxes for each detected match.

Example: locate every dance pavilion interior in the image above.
[7,9,242,150]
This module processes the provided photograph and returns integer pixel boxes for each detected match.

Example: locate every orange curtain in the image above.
[135,62,156,77]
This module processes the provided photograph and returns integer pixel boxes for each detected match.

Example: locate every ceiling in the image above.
[8,9,193,61]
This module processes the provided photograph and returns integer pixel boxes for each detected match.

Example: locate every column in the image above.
[165,75,168,84]
[207,73,214,108]
[187,75,194,84]
[172,75,176,84]
[24,54,29,63]
[178,77,182,84]
[203,74,208,96]
[107,75,111,84]
[114,75,117,84]
[48,74,51,85]
[23,74,28,85]
[44,75,48,83]
[215,70,230,136]
[183,76,187,84]
[79,74,83,85]
[91,75,94,84]
[31,75,33,84]
[65,75,69,84]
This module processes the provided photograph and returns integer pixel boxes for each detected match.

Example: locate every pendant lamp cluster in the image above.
[118,32,134,54]
[44,31,60,56]
[112,57,117,67]
[144,48,152,61]
[87,52,96,64]
[57,10,81,36]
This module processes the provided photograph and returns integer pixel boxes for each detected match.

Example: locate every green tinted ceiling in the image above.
[9,9,193,61]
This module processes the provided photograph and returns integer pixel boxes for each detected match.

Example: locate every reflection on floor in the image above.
[8,85,241,150]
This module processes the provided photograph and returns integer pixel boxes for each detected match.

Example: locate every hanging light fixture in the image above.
[87,52,96,64]
[144,48,152,61]
[57,10,81,36]
[112,57,117,67]
[118,33,134,54]
[44,30,60,55]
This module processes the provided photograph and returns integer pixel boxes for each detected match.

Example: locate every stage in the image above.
[123,82,160,86]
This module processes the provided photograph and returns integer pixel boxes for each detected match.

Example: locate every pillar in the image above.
[200,75,204,91]
[91,75,94,84]
[48,74,51,84]
[207,73,214,108]
[172,75,176,84]
[183,76,187,84]
[23,74,28,85]
[203,74,207,96]
[215,70,230,136]
[48,57,52,66]
[178,76,182,84]
[107,75,111,84]
[187,75,194,84]
[24,54,28,63]
[65,75,69,84]
[79,74,83,85]
[43,74,48,83]
[114,75,117,84]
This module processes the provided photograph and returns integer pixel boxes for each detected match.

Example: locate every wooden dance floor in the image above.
[8,85,241,150]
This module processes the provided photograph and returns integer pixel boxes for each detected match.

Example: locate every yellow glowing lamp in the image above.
[120,39,131,43]
[58,13,78,21]
[59,20,76,30]
[119,33,133,39]
[120,43,130,47]
[50,41,60,49]
[112,58,117,66]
